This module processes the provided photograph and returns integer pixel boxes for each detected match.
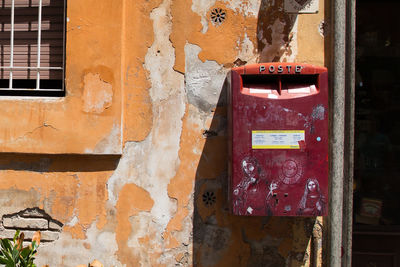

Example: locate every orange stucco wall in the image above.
[0,0,326,266]
[0,1,123,154]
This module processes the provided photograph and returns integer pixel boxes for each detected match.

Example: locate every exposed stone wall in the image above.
[0,208,62,242]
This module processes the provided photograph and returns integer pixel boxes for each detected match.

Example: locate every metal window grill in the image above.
[0,0,65,95]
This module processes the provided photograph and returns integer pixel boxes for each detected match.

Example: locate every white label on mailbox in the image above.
[287,85,317,94]
[252,130,305,149]
[249,88,272,94]
[287,86,311,94]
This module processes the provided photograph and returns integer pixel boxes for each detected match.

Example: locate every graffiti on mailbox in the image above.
[233,156,269,215]
[297,178,326,216]
[278,159,303,185]
[311,104,325,121]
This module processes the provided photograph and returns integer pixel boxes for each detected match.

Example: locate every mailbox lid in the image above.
[234,62,327,75]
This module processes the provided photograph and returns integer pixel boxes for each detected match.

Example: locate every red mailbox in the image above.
[227,63,328,216]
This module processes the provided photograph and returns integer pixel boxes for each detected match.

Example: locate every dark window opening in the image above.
[0,0,66,95]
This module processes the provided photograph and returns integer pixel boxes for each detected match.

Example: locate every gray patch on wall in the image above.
[185,44,227,112]
[93,124,121,154]
[243,231,285,267]
[0,208,63,242]
[197,216,232,266]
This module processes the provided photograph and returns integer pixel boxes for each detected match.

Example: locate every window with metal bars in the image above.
[0,0,65,96]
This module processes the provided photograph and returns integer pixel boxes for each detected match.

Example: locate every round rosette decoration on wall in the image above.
[210,8,226,25]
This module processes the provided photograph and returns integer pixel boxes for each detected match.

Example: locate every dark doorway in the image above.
[352,0,400,266]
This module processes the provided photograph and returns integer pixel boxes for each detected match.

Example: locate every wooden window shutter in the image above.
[0,0,65,92]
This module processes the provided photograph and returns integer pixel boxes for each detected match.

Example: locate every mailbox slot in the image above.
[241,74,320,99]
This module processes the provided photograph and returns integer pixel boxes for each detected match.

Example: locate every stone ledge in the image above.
[20,208,48,218]
[0,229,60,241]
[49,221,62,231]
[3,216,48,230]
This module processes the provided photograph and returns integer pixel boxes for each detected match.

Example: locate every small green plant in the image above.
[0,230,41,267]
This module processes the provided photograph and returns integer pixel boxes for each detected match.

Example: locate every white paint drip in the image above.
[267,182,278,199]
[247,206,253,214]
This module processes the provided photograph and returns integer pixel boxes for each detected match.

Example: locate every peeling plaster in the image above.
[223,0,261,16]
[191,0,217,33]
[140,0,185,229]
[171,0,258,73]
[185,44,227,112]
[126,212,155,266]
[66,216,79,227]
[0,189,41,216]
[36,222,121,267]
[107,0,188,264]
[318,20,327,37]
[92,124,121,154]
[145,0,183,102]
[191,0,260,34]
[82,73,113,114]
[237,33,258,64]
[259,16,298,62]
[108,92,184,228]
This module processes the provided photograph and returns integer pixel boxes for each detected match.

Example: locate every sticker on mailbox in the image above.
[252,130,305,149]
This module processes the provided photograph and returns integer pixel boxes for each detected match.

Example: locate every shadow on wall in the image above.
[192,2,319,266]
[0,154,120,172]
[193,80,318,267]
[257,0,298,63]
